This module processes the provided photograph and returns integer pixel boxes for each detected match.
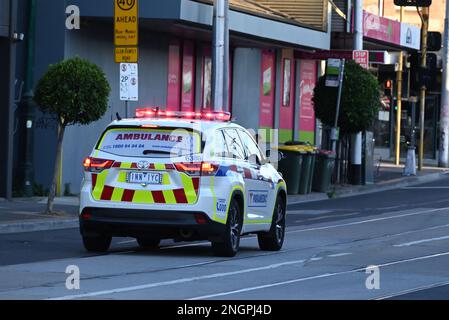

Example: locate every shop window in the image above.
[282,58,291,107]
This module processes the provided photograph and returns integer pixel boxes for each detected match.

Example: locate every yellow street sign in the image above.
[115,47,138,63]
[114,0,138,46]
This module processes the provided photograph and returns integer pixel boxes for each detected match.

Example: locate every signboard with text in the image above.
[114,0,138,47]
[120,63,139,101]
[353,50,369,69]
[115,47,138,63]
[325,59,341,87]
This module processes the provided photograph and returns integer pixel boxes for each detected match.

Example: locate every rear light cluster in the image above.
[174,162,219,176]
[135,108,231,122]
[83,157,114,172]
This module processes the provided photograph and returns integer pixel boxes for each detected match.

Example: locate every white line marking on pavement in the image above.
[393,235,449,247]
[374,280,449,300]
[48,259,307,300]
[117,209,449,252]
[289,207,449,234]
[327,253,352,258]
[189,251,449,300]
[402,187,449,190]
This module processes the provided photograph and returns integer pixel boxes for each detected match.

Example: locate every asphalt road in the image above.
[1,177,449,300]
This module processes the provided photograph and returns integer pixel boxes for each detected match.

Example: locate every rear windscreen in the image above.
[97,128,201,157]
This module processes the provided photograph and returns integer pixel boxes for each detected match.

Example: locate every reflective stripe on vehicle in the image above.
[90,171,200,204]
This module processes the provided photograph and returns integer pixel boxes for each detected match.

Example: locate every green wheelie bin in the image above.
[298,146,317,195]
[312,150,336,193]
[276,146,305,195]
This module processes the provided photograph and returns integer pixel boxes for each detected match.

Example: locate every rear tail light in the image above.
[83,157,114,172]
[174,162,219,176]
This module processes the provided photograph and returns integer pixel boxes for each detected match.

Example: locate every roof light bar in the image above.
[135,108,231,122]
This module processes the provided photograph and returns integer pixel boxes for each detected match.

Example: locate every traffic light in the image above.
[394,0,432,6]
[384,79,394,96]
[409,52,439,93]
[427,32,442,52]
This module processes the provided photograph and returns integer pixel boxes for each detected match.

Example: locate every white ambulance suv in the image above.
[80,109,287,257]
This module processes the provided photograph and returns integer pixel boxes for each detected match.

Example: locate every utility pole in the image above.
[18,0,37,197]
[419,6,429,170]
[351,0,363,185]
[439,0,449,168]
[212,0,229,112]
[395,7,404,166]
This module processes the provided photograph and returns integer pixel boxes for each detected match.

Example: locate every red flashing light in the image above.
[385,80,392,89]
[135,108,231,122]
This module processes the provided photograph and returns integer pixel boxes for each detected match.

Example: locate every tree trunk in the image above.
[45,122,65,214]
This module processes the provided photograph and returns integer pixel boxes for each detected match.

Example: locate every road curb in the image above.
[0,218,79,235]
[288,171,449,206]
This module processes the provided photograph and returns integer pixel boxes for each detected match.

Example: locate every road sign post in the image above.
[120,63,139,117]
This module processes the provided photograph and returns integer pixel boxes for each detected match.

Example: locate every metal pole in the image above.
[223,0,230,112]
[18,0,37,197]
[212,0,226,112]
[331,59,346,153]
[439,0,449,167]
[395,7,404,166]
[419,6,429,171]
[4,0,17,200]
[351,0,363,185]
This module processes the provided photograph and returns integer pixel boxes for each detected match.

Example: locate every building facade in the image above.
[2,0,333,197]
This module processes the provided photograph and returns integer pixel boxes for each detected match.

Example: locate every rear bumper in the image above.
[79,207,226,241]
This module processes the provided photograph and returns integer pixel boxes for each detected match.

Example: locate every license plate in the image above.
[127,172,162,184]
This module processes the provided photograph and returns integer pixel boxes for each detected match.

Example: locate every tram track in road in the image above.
[5,205,449,299]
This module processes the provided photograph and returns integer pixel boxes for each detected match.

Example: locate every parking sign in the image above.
[120,63,139,101]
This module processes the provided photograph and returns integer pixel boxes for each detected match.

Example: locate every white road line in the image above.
[189,251,449,300]
[374,280,449,300]
[393,235,449,247]
[327,253,352,258]
[402,187,449,190]
[289,207,449,234]
[117,208,449,252]
[48,258,307,300]
[49,249,449,300]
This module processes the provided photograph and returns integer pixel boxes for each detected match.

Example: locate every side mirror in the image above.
[266,150,271,158]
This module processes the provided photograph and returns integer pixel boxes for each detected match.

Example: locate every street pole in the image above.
[439,0,449,168]
[351,0,363,185]
[331,59,346,153]
[18,0,37,197]
[395,7,404,166]
[223,0,230,112]
[419,6,429,171]
[212,0,228,112]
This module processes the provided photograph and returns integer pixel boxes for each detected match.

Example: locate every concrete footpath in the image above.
[0,163,448,235]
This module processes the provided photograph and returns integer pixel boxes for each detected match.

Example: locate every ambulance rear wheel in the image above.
[82,235,112,252]
[212,198,242,257]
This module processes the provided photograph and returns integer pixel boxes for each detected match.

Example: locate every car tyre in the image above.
[137,237,161,250]
[82,235,112,252]
[258,195,286,251]
[212,198,242,257]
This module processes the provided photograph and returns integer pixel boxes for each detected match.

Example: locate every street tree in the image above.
[34,57,110,214]
[313,60,381,134]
